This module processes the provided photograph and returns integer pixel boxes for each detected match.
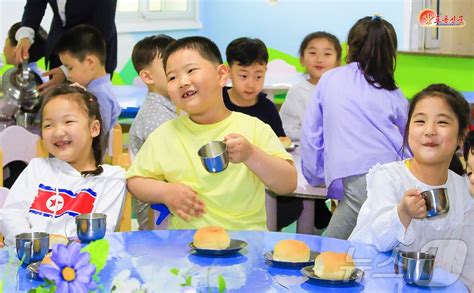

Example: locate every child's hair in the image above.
[298,31,342,61]
[131,34,175,74]
[403,84,470,175]
[225,37,268,67]
[8,22,47,63]
[55,24,106,66]
[463,130,474,162]
[162,36,223,72]
[39,85,105,176]
[346,16,398,91]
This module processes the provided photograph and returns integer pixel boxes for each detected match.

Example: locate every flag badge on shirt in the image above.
[29,184,97,218]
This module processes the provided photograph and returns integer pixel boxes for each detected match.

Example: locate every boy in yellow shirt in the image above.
[126,36,297,230]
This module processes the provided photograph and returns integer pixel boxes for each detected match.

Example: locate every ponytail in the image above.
[347,16,398,90]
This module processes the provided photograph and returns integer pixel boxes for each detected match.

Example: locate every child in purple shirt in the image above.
[301,15,410,239]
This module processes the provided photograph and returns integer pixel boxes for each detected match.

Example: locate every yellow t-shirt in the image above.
[126,112,292,230]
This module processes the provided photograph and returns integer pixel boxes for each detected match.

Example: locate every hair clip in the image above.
[372,13,382,20]
[69,82,87,91]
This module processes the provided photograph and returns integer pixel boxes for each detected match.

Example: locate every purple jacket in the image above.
[301,62,410,199]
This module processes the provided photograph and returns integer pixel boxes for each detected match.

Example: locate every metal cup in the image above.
[15,232,50,266]
[75,213,107,243]
[421,188,449,218]
[395,251,435,286]
[198,141,229,173]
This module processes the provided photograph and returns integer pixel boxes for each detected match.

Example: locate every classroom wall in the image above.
[1,0,473,98]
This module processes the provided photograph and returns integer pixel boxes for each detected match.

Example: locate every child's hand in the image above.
[398,188,426,228]
[165,183,206,221]
[224,133,254,164]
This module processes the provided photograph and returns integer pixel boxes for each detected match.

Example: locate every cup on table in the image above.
[15,232,49,266]
[198,141,229,173]
[420,188,449,218]
[75,213,107,243]
[395,251,436,286]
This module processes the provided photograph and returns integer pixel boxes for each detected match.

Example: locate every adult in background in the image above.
[14,0,117,93]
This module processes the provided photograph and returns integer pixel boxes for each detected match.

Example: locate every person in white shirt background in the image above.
[279,31,341,142]
[279,31,341,234]
[349,83,473,289]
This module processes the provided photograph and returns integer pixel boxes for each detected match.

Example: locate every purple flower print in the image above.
[39,243,97,293]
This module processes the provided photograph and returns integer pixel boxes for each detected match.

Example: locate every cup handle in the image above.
[23,240,32,265]
[393,249,400,274]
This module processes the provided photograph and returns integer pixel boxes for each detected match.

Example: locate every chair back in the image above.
[106,124,123,165]
[117,152,132,232]
[0,186,9,208]
[0,126,45,186]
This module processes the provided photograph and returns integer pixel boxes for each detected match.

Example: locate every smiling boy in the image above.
[126,36,297,230]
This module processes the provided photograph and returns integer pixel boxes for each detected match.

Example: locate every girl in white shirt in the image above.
[349,84,472,288]
[279,31,341,141]
[0,85,126,246]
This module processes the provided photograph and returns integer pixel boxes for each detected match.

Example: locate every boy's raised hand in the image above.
[397,188,427,228]
[165,183,205,221]
[224,133,254,164]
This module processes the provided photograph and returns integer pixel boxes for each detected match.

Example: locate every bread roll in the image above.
[279,136,292,148]
[273,239,310,262]
[41,252,53,265]
[193,226,230,249]
[49,234,69,249]
[313,252,355,280]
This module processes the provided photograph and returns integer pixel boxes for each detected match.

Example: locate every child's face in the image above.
[41,96,100,170]
[144,55,168,96]
[3,37,16,65]
[59,51,95,87]
[466,152,474,195]
[228,62,266,102]
[166,49,227,118]
[300,38,339,83]
[408,96,462,167]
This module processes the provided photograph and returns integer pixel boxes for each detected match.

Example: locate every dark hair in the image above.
[463,130,474,162]
[347,16,398,90]
[299,31,342,61]
[40,85,104,176]
[8,22,48,63]
[132,34,175,74]
[226,37,268,67]
[162,36,223,72]
[55,24,106,65]
[402,84,470,175]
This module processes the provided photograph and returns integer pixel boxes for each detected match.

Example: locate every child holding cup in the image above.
[349,84,473,285]
[0,85,126,247]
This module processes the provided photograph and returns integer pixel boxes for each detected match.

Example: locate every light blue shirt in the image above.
[87,74,121,133]
[301,62,410,199]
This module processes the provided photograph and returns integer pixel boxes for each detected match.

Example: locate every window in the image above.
[116,0,201,33]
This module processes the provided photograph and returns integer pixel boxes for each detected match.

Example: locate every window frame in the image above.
[116,0,201,33]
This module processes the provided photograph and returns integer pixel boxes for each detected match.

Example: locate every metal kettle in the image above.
[1,59,43,116]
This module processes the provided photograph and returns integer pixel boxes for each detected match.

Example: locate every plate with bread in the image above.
[189,226,247,256]
[265,239,319,268]
[279,137,297,152]
[300,251,364,285]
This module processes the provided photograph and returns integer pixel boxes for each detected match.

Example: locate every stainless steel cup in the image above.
[421,188,449,218]
[15,232,50,266]
[76,213,107,243]
[198,141,229,173]
[396,251,435,286]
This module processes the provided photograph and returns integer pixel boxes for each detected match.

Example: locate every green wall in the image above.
[3,50,472,101]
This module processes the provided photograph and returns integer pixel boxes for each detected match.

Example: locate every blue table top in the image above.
[0,230,468,292]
